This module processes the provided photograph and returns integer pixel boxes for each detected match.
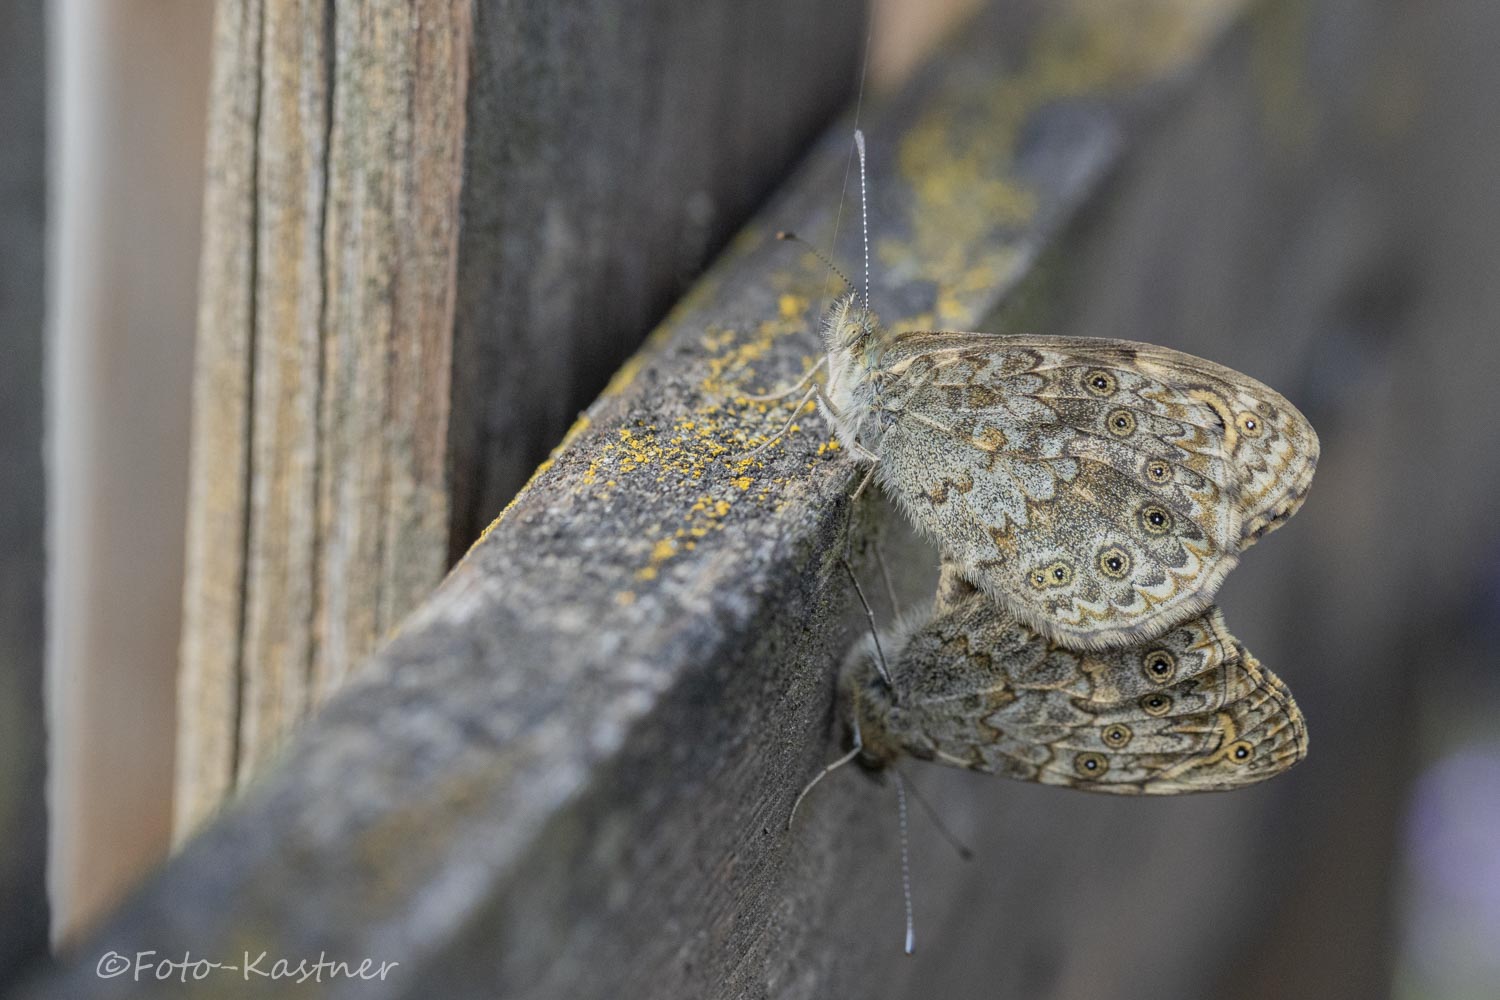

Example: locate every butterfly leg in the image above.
[788,712,865,829]
[841,558,893,690]
[742,355,828,402]
[895,766,973,861]
[786,555,895,830]
[738,381,820,459]
[806,381,878,465]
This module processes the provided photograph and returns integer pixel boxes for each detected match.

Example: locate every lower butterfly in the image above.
[836,565,1307,795]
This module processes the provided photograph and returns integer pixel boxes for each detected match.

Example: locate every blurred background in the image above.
[2,0,1499,997]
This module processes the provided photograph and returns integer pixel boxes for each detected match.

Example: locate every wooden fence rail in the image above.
[21,0,1448,996]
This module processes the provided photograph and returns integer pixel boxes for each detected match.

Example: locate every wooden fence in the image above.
[14,0,1500,996]
[172,0,871,839]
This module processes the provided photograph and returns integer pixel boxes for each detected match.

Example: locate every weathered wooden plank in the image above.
[177,0,471,834]
[175,0,475,835]
[238,0,333,797]
[0,0,50,985]
[311,0,469,702]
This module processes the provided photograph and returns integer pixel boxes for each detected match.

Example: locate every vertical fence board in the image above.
[312,0,469,698]
[177,0,268,839]
[0,0,49,984]
[238,0,331,790]
[176,0,268,837]
[177,0,471,832]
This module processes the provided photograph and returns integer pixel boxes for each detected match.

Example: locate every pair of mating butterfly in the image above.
[766,133,1316,821]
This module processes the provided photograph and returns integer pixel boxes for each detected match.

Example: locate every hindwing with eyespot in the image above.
[844,586,1307,795]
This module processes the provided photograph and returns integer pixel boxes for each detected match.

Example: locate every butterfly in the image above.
[836,562,1308,794]
[811,288,1318,651]
[777,133,1318,650]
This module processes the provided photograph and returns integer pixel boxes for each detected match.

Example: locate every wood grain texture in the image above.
[239,0,331,801]
[176,0,267,839]
[31,2,1430,997]
[176,0,470,835]
[0,0,49,984]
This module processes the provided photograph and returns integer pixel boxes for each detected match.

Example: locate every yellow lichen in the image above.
[464,413,594,551]
[464,0,1243,577]
[889,0,1239,332]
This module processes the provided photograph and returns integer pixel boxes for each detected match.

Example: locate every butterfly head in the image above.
[838,633,906,771]
[818,291,880,356]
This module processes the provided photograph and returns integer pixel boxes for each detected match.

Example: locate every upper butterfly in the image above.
[814,291,1319,650]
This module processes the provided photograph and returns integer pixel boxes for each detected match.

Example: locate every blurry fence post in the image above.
[24,0,1432,997]
[46,0,213,940]
[174,0,866,838]
[0,0,49,986]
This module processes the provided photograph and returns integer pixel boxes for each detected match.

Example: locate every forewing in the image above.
[873,332,1317,648]
[1124,343,1319,544]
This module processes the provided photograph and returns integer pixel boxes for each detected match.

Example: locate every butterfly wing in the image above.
[871,332,1318,649]
[845,592,1307,794]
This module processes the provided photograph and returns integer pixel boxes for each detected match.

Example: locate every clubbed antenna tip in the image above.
[773,230,856,300]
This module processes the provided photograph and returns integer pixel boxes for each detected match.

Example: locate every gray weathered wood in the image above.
[445,0,867,553]
[176,0,473,837]
[25,0,1454,996]
[0,0,50,986]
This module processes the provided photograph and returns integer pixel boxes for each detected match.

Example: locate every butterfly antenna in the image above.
[841,557,893,692]
[776,231,856,298]
[893,769,916,955]
[854,130,871,309]
[896,765,974,862]
[788,712,864,830]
